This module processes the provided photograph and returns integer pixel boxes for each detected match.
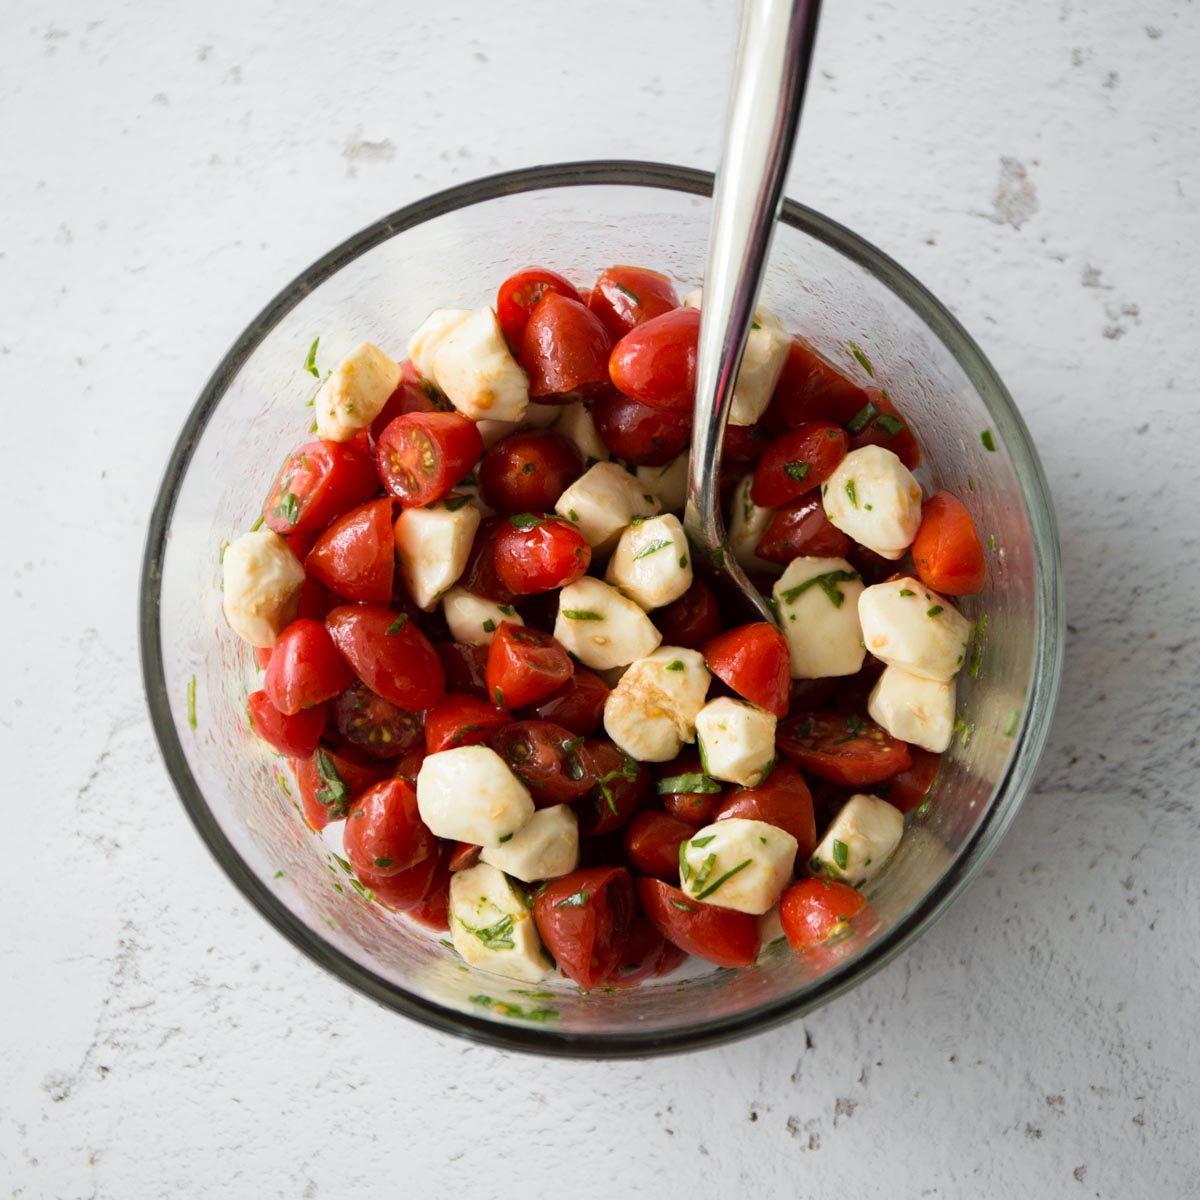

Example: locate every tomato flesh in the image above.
[755,493,852,564]
[653,579,722,650]
[331,680,425,760]
[375,411,482,508]
[424,694,511,755]
[434,641,492,703]
[656,749,724,824]
[496,267,582,346]
[532,866,635,989]
[293,747,387,829]
[489,720,592,804]
[622,810,694,882]
[600,915,687,986]
[459,516,518,604]
[714,761,817,863]
[609,306,699,411]
[247,690,324,758]
[524,666,609,736]
[767,337,872,429]
[587,266,680,339]
[304,498,395,605]
[520,292,612,399]
[912,491,986,595]
[406,845,453,932]
[702,623,791,718]
[343,778,434,876]
[356,851,438,912]
[849,388,921,471]
[776,711,912,785]
[493,515,591,595]
[877,746,941,813]
[591,390,691,466]
[479,431,582,514]
[750,422,848,508]
[325,605,444,712]
[486,622,574,710]
[636,877,760,968]
[779,877,868,952]
[262,440,380,536]
[572,740,650,836]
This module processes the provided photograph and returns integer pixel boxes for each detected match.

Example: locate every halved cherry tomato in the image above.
[448,841,482,872]
[750,422,848,508]
[496,267,582,346]
[394,747,427,785]
[622,810,694,882]
[292,746,388,829]
[848,388,921,471]
[573,740,649,836]
[532,866,635,989]
[424,694,511,754]
[479,431,582,514]
[304,498,394,605]
[779,876,868,952]
[520,293,612,399]
[459,516,518,604]
[656,749,724,824]
[591,391,691,466]
[262,440,380,536]
[713,761,817,863]
[406,844,453,931]
[369,360,451,443]
[608,306,699,411]
[434,642,492,703]
[263,618,355,715]
[755,493,852,564]
[911,491,986,595]
[356,850,438,912]
[776,711,912,785]
[599,915,687,986]
[295,572,334,623]
[723,422,772,467]
[524,666,609,736]
[486,622,574,710]
[702,623,791,718]
[489,720,592,804]
[375,412,482,508]
[653,579,722,649]
[253,645,273,671]
[767,336,872,429]
[248,690,324,758]
[343,778,433,876]
[636,877,760,968]
[876,746,941,813]
[331,680,425,760]
[325,605,444,711]
[587,266,681,339]
[493,514,591,594]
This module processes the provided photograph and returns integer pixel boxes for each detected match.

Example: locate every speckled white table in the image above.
[4,0,1199,1195]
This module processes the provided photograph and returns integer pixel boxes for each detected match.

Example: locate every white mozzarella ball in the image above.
[811,793,904,887]
[868,665,956,753]
[772,555,865,679]
[554,462,661,554]
[822,445,922,560]
[605,514,693,610]
[679,818,797,915]
[636,454,688,515]
[728,474,780,575]
[694,697,778,788]
[221,529,306,648]
[430,308,529,424]
[312,342,404,442]
[553,577,662,670]
[442,586,523,647]
[858,576,972,682]
[554,399,611,466]
[480,805,580,883]
[408,308,472,379]
[393,498,481,610]
[448,862,551,983]
[602,647,711,762]
[416,746,534,848]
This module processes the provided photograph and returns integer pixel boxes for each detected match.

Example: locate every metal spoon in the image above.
[683,0,824,624]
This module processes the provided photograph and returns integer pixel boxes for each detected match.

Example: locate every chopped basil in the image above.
[968,642,983,678]
[780,569,860,608]
[493,686,504,707]
[710,544,726,568]
[832,839,849,870]
[690,834,716,848]
[670,899,697,912]
[462,914,516,950]
[273,491,299,527]
[679,554,688,569]
[509,513,544,530]
[497,604,516,616]
[386,614,409,634]
[450,723,486,746]
[554,889,591,909]
[845,479,858,508]
[967,477,976,492]
[693,858,752,900]
[899,588,916,597]
[833,714,866,745]
[470,994,559,1022]
[314,749,350,818]
[482,618,496,634]
[304,336,320,378]
[784,461,811,482]
[849,341,875,378]
[656,772,720,795]
[846,401,879,434]
[441,494,472,512]
[522,461,537,474]
[613,282,640,303]
[567,508,580,522]
[187,676,197,729]
[562,609,603,620]
[981,430,997,452]
[633,538,672,560]
[988,534,998,551]
[665,660,684,672]
[927,605,944,618]
[874,413,905,436]
[498,832,513,844]
[273,869,284,880]
[373,857,394,869]
[1004,710,1020,737]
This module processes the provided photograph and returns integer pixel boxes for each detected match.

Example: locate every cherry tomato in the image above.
[263,619,355,715]
[750,422,848,508]
[591,391,691,466]
[492,514,591,595]
[486,622,574,710]
[356,851,438,912]
[789,676,837,712]
[713,761,817,863]
[702,623,791,718]
[622,810,694,882]
[656,749,724,824]
[496,267,582,346]
[876,746,941,813]
[292,746,388,829]
[331,680,425,760]
[608,306,699,411]
[847,542,897,586]
[767,336,872,429]
[848,388,921,471]
[723,422,772,467]
[369,360,451,443]
[406,844,453,932]
[779,877,868,952]
[434,641,492,703]
[636,877,760,968]
[532,866,635,989]
[448,842,482,872]
[253,645,274,671]
[831,659,885,716]
[262,440,380,536]
[247,690,324,758]
[375,411,482,508]
[572,740,650,836]
[755,494,852,564]
[459,517,518,604]
[295,571,334,623]
[776,711,912,785]
[587,266,681,339]
[524,666,609,736]
[343,777,433,876]
[479,431,582,514]
[325,605,445,712]
[394,747,427,785]
[600,915,687,986]
[911,491,986,596]
[424,694,511,754]
[653,579,722,649]
[520,292,612,399]
[304,498,395,605]
[489,720,592,804]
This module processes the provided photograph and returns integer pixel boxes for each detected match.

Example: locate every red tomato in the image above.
[496,267,582,346]
[520,292,613,399]
[723,422,772,467]
[878,746,941,813]
[600,915,687,986]
[247,690,324,758]
[779,877,868,952]
[713,761,817,863]
[656,749,724,824]
[253,645,273,671]
[622,810,694,882]
[304,498,395,605]
[847,541,898,586]
[459,517,518,604]
[776,711,912,785]
[294,572,334,623]
[448,841,482,872]
[767,336,872,429]
[532,866,635,989]
[325,605,444,711]
[263,619,355,715]
[331,680,425,760]
[479,431,582,514]
[524,666,609,736]
[572,740,650,836]
[434,642,492,703]
[343,778,433,876]
[424,694,511,754]
[591,390,692,467]
[394,747,427,785]
[406,845,453,932]
[848,388,921,471]
[912,491,986,596]
[755,493,852,564]
[486,622,574,710]
[262,440,380,536]
[702,623,791,718]
[489,720,592,804]
[369,360,451,443]
[750,422,848,508]
[375,412,482,508]
[653,579,722,649]
[492,514,591,595]
[356,851,438,912]
[587,266,681,339]
[789,676,837,712]
[636,877,760,968]
[608,306,699,411]
[293,747,388,829]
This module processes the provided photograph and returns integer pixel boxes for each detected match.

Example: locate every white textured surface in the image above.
[4,0,1199,1195]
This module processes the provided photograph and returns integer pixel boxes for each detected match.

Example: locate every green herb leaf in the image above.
[849,341,875,377]
[462,914,516,951]
[927,605,944,618]
[555,889,591,909]
[440,494,471,512]
[250,513,265,532]
[656,772,721,795]
[509,513,544,530]
[665,660,684,672]
[832,839,849,870]
[498,832,513,844]
[679,554,688,569]
[670,899,697,913]
[693,858,753,901]
[614,282,640,303]
[562,609,603,621]
[304,336,320,378]
[968,642,983,678]
[1004,710,1020,737]
[981,430,997,452]
[845,479,858,508]
[373,857,394,869]
[690,835,716,848]
[187,676,197,729]
[846,401,879,434]
[633,538,672,560]
[780,569,860,608]
[494,686,505,708]
[470,994,559,1022]
[874,413,905,436]
[314,749,351,819]
[482,618,496,634]
[899,588,916,597]
[497,604,516,616]
[784,461,812,483]
[386,614,409,634]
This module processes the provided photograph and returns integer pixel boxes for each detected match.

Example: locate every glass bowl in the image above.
[140,161,1064,1057]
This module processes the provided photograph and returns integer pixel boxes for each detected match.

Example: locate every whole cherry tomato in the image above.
[599,915,687,986]
[591,391,691,466]
[264,618,355,715]
[750,422,848,508]
[876,746,941,813]
[459,516,518,604]
[572,740,650,836]
[653,579,722,649]
[248,690,324,758]
[493,514,591,595]
[424,693,511,754]
[479,431,582,514]
[356,851,439,912]
[406,845,454,932]
[776,711,912,786]
[520,292,612,399]
[375,411,482,508]
[608,306,700,411]
[766,336,872,429]
[911,491,986,595]
[292,746,388,829]
[304,498,395,605]
[779,876,868,952]
[486,622,574,710]
[702,623,791,718]
[343,777,434,876]
[325,605,445,711]
[532,866,636,988]
[587,265,680,339]
[622,810,694,882]
[755,494,852,564]
[524,666,609,736]
[262,440,380,536]
[434,642,492,703]
[636,877,760,968]
[655,749,724,824]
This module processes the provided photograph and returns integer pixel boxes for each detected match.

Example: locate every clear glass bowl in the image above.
[140,161,1064,1057]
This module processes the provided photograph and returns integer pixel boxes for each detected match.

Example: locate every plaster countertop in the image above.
[3,1,1198,1196]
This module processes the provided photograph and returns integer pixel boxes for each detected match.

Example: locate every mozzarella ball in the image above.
[602,647,711,762]
[393,499,481,610]
[313,342,404,442]
[868,665,956,753]
[636,454,688,515]
[416,746,534,848]
[679,818,797,915]
[554,462,661,554]
[858,576,972,682]
[408,308,472,379]
[449,862,551,983]
[728,473,780,575]
[554,399,611,466]
[442,587,523,647]
[605,514,693,611]
[480,804,580,883]
[772,555,865,678]
[694,697,778,788]
[221,529,305,648]
[431,308,529,423]
[810,793,904,888]
[822,445,923,559]
[553,577,662,669]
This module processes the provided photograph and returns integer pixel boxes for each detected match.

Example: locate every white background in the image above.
[3,0,1199,1196]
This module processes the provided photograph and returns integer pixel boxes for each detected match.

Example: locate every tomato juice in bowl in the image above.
[141,162,1063,1056]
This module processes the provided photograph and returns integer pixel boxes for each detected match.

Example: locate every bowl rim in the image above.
[140,159,1065,1058]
